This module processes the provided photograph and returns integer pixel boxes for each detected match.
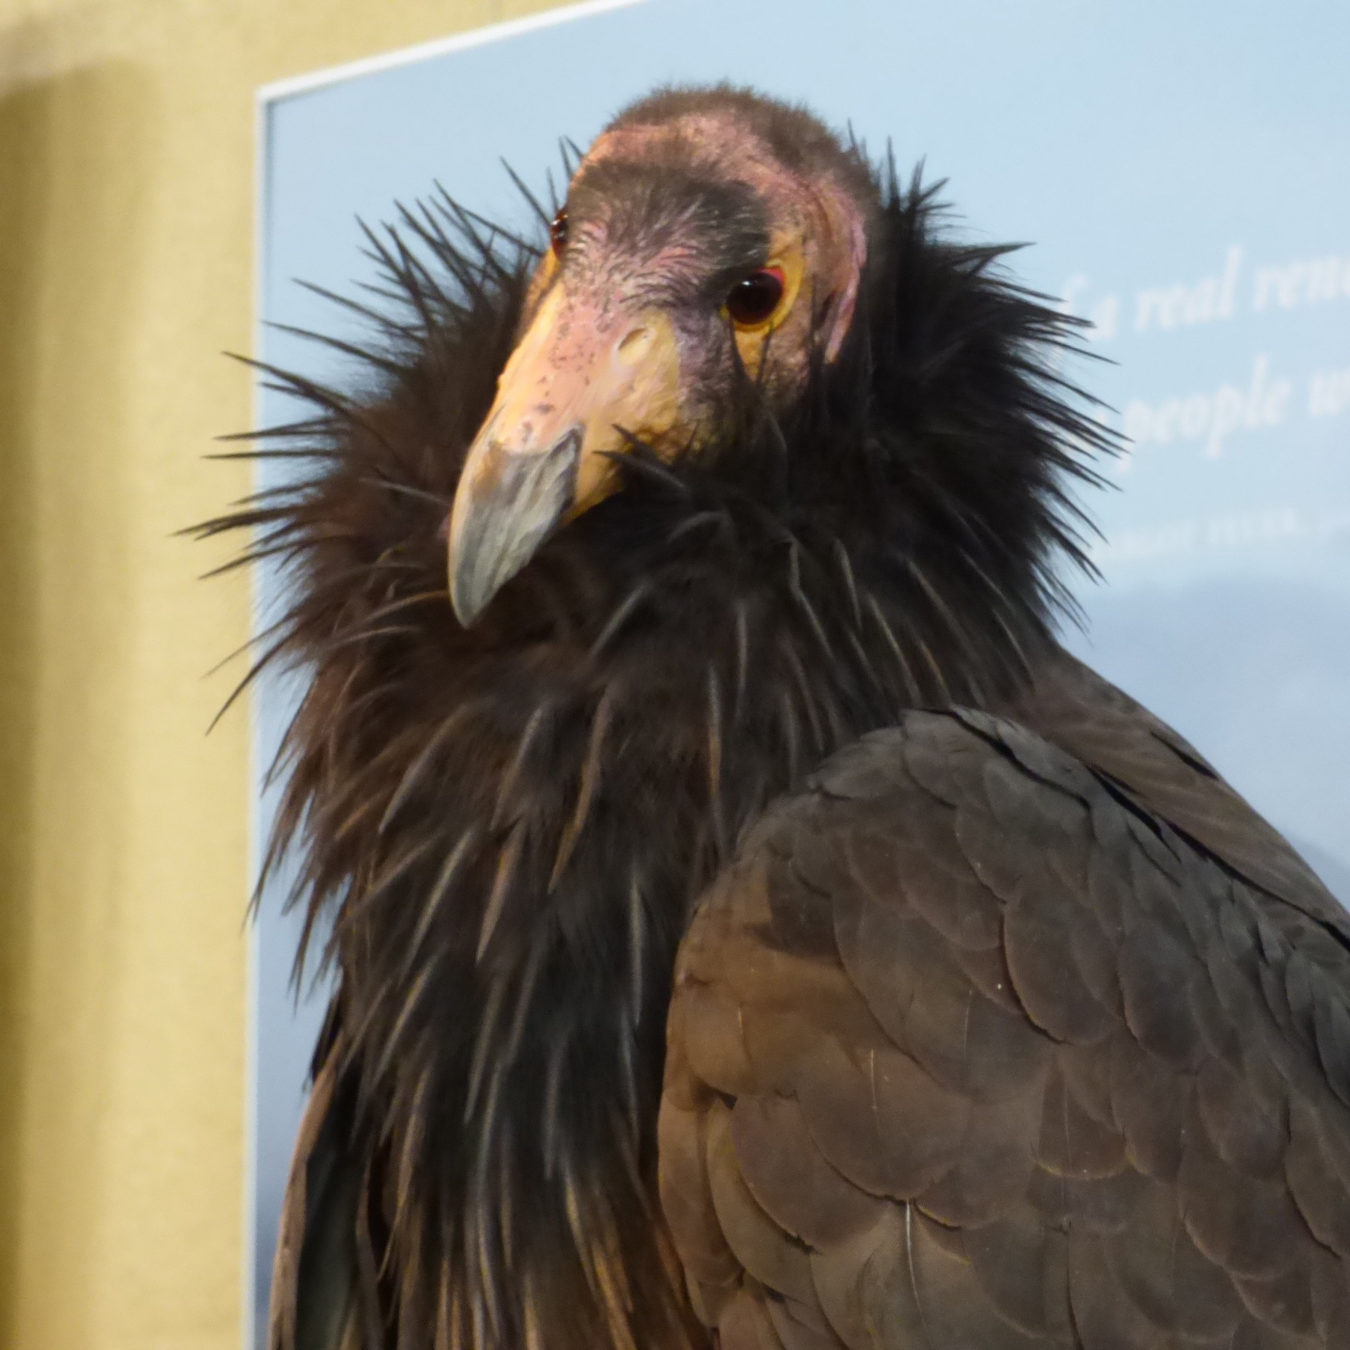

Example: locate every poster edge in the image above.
[256,0,650,106]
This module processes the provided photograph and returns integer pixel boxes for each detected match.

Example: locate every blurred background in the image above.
[2,2,1347,1348]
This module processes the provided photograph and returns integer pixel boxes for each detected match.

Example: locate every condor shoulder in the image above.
[659,708,1350,1349]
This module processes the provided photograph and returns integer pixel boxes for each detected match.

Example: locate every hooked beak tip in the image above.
[448,571,489,629]
[447,427,583,626]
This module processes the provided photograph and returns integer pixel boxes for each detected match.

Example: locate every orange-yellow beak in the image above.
[447,283,681,624]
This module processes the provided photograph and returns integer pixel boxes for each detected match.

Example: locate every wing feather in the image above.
[660,708,1350,1348]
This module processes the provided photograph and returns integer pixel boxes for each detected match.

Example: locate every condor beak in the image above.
[447,284,681,625]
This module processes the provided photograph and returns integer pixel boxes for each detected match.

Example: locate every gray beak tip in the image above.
[446,428,583,627]
[448,574,487,628]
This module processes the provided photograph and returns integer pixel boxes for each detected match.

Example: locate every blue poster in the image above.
[248,1,1350,1338]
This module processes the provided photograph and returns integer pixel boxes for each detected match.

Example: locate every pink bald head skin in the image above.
[571,103,870,373]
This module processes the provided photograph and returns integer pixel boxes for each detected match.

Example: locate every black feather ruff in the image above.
[200,162,1115,1350]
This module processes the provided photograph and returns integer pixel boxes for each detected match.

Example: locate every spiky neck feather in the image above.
[213,168,1109,1349]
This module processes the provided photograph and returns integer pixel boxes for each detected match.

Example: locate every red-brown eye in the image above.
[725,266,785,327]
[550,206,568,258]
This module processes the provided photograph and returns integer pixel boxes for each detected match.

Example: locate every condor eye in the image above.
[550,206,569,258]
[725,266,786,328]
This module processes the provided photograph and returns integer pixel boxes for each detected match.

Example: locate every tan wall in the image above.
[0,2,561,1346]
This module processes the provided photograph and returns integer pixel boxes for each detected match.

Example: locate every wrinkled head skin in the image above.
[448,88,876,623]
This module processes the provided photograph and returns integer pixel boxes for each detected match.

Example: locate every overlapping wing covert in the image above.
[659,708,1350,1348]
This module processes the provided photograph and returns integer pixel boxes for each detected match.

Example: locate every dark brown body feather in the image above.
[204,107,1348,1349]
[664,660,1350,1348]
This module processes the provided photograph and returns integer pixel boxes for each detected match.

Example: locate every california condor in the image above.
[208,85,1350,1350]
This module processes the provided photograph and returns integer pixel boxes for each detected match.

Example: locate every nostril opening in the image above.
[616,326,652,363]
